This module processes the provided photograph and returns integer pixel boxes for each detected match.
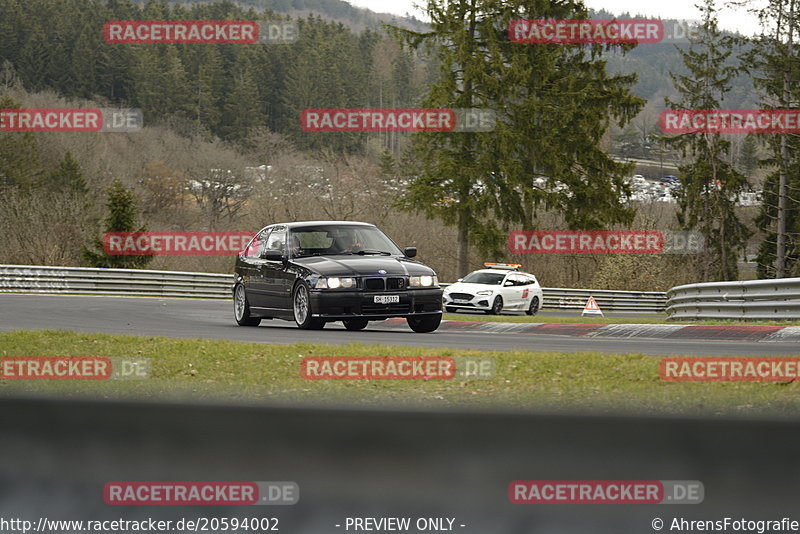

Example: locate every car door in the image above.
[245,228,272,308]
[505,274,526,309]
[499,273,517,309]
[258,226,290,312]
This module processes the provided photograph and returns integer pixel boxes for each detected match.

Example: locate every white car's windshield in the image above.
[461,272,505,285]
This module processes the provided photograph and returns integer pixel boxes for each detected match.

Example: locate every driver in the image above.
[339,232,363,253]
[290,234,302,257]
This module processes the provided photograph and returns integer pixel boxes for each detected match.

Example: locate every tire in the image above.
[293,282,325,330]
[526,296,540,316]
[343,318,369,331]
[406,314,442,333]
[490,296,503,315]
[233,284,261,326]
[445,306,458,313]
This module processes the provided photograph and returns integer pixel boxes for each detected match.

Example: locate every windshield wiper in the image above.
[355,250,392,255]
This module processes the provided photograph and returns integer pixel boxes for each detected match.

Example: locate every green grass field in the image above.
[2,330,799,417]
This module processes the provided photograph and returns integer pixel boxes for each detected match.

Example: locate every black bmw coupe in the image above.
[233,221,443,332]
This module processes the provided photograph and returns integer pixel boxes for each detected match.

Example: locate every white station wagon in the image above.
[443,263,543,315]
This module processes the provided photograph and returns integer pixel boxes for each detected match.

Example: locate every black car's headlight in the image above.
[313,277,357,289]
[409,275,438,288]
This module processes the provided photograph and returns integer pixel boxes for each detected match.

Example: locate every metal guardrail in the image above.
[541,287,666,313]
[0,264,668,312]
[0,264,232,299]
[666,277,800,321]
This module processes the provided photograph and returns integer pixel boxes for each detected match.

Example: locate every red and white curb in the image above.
[381,319,800,342]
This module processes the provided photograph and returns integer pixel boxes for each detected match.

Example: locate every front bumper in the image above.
[310,288,443,320]
[443,293,492,311]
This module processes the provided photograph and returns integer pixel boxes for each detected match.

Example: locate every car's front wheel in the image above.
[234,284,261,326]
[343,318,369,331]
[526,296,540,316]
[489,296,503,315]
[406,314,441,333]
[293,282,325,330]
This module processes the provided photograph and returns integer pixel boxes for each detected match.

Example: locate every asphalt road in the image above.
[1,294,798,356]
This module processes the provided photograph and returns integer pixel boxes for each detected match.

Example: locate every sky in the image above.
[346,0,768,37]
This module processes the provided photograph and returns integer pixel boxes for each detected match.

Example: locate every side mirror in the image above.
[457,278,463,282]
[403,247,417,258]
[261,249,284,261]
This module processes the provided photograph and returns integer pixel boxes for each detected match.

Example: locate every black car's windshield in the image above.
[461,272,505,285]
[289,225,403,258]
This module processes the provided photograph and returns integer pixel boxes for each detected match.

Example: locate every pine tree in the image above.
[17,26,50,91]
[71,21,113,99]
[747,0,800,277]
[46,152,89,196]
[391,0,643,275]
[182,45,225,135]
[0,0,24,67]
[220,54,266,142]
[83,180,153,268]
[664,0,751,281]
[0,96,41,189]
[379,149,396,178]
[738,134,759,179]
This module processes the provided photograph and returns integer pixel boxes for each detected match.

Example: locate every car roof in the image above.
[275,221,375,228]
[468,269,534,277]
[258,221,377,232]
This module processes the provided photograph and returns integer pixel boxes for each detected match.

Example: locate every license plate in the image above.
[374,295,400,304]
[453,299,469,304]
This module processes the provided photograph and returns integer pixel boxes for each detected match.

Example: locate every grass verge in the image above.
[2,330,800,417]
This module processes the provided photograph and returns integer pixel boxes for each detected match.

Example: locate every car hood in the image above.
[444,282,500,294]
[292,255,435,277]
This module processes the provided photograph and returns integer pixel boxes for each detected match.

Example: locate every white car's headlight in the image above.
[316,277,356,289]
[476,290,493,295]
[409,275,438,287]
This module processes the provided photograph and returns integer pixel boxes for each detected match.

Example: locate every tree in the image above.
[17,26,50,92]
[664,0,751,281]
[220,55,266,142]
[83,180,153,268]
[0,96,41,189]
[392,0,643,276]
[745,0,800,277]
[46,151,89,196]
[738,134,759,178]
[132,45,192,124]
[280,16,372,153]
[137,159,188,216]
